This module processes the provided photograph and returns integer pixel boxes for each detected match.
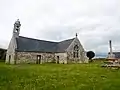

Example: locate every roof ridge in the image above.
[58,38,75,43]
[19,36,58,43]
[19,36,75,43]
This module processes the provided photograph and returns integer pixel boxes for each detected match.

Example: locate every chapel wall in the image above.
[55,53,67,64]
[16,52,55,64]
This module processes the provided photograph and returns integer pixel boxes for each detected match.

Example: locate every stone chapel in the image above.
[5,19,88,64]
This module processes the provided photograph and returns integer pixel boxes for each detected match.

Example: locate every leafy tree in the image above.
[87,51,95,61]
[0,49,6,61]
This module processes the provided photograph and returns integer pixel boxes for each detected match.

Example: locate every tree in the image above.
[0,49,6,61]
[87,51,95,61]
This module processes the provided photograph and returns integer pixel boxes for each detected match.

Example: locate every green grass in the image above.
[0,61,120,90]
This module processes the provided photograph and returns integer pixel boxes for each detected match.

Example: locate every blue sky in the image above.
[0,0,120,56]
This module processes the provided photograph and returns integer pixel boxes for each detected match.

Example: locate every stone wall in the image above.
[6,35,17,64]
[16,52,68,64]
[67,52,80,63]
[66,37,89,63]
[15,51,88,64]
[16,52,55,64]
[55,53,67,64]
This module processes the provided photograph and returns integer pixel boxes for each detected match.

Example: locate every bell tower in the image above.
[13,19,21,38]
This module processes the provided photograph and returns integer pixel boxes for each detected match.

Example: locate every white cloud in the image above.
[0,0,120,56]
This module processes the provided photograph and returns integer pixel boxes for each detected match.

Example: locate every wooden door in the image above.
[36,55,41,64]
[57,56,59,64]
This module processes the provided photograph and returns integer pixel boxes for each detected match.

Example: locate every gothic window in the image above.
[73,45,79,58]
[74,45,79,50]
[73,52,76,58]
[76,50,78,58]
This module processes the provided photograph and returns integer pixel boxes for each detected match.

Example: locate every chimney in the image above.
[109,40,112,56]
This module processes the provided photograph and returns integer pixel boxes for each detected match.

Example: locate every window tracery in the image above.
[73,45,79,58]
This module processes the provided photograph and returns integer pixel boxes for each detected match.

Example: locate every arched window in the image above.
[73,45,79,58]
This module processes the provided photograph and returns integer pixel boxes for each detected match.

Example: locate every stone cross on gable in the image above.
[76,33,78,37]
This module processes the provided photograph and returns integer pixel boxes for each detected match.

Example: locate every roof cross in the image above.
[76,33,78,37]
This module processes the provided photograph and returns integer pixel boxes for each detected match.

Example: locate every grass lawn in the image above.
[0,61,120,90]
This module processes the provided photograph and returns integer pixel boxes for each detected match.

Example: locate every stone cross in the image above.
[76,33,78,37]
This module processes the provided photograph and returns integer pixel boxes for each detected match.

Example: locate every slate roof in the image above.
[108,52,120,58]
[16,36,75,53]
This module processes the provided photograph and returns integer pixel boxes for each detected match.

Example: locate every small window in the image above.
[76,50,79,58]
[16,29,19,32]
[57,56,59,64]
[16,26,19,28]
[73,52,76,58]
[9,55,11,64]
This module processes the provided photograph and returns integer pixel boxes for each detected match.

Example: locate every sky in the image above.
[0,0,120,56]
